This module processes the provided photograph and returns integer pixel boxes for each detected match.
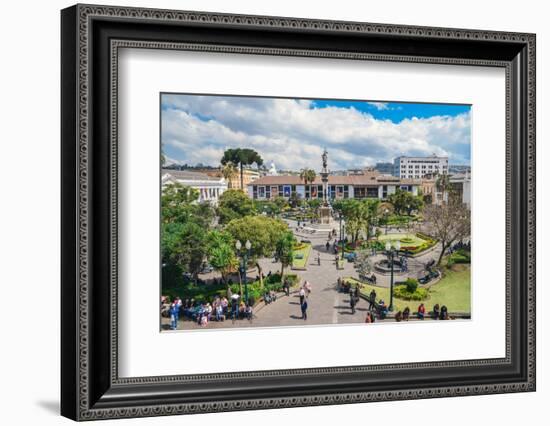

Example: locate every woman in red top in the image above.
[417,303,426,320]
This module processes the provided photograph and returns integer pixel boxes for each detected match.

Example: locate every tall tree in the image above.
[221,148,264,190]
[423,198,470,265]
[299,168,317,199]
[275,231,295,284]
[225,215,288,288]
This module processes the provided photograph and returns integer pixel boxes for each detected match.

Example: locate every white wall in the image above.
[0,0,547,425]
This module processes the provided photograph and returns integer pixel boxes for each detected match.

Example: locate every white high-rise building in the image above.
[393,155,449,179]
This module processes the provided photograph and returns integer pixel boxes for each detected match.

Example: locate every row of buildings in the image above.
[162,155,471,208]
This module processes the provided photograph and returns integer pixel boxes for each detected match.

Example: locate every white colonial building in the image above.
[449,172,471,209]
[161,169,227,204]
[393,155,449,179]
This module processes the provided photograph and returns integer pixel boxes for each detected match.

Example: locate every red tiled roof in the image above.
[249,173,420,186]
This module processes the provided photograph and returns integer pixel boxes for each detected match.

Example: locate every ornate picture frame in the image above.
[61,4,535,421]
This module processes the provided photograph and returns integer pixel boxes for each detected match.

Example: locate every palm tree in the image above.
[299,168,317,199]
[221,148,264,190]
[221,163,237,189]
[435,172,452,204]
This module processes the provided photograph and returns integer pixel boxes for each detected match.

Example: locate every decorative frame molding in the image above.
[61,4,535,421]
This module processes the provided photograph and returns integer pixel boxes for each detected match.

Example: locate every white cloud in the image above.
[366,102,390,110]
[161,95,471,170]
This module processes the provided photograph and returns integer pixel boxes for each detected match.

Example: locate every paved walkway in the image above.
[163,219,443,330]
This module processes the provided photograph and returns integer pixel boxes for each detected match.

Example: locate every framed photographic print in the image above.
[61,4,536,421]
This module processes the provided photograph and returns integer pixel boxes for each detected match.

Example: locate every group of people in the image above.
[162,294,256,330]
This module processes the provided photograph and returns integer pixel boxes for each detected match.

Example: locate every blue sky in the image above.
[311,100,471,123]
[161,94,471,171]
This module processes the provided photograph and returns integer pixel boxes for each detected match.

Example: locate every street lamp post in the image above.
[385,240,401,312]
[339,212,345,261]
[384,208,389,234]
[235,239,252,305]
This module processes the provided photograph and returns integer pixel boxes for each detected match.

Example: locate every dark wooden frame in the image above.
[61,4,536,421]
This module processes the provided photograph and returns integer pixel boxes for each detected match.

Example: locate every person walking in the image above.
[304,281,312,298]
[368,289,377,311]
[299,286,306,305]
[326,241,330,251]
[169,302,179,330]
[283,278,290,296]
[350,294,357,315]
[301,299,308,320]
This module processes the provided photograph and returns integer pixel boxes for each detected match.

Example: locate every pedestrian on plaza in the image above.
[299,287,306,305]
[365,312,375,323]
[317,253,321,265]
[169,302,179,330]
[353,285,360,299]
[304,281,312,297]
[301,299,308,320]
[350,294,357,315]
[245,304,253,321]
[283,278,290,296]
[326,241,330,251]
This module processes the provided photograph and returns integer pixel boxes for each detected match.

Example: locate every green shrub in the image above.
[405,278,419,293]
[393,284,429,301]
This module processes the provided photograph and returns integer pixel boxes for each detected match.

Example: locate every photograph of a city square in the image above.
[160,94,472,331]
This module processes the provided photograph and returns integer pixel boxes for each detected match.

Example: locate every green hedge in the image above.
[447,249,471,265]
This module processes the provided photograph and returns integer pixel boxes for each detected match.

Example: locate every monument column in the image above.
[318,149,333,226]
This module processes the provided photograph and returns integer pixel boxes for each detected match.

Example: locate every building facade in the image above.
[393,155,449,179]
[247,172,420,201]
[449,172,471,209]
[161,169,228,204]
[227,168,260,190]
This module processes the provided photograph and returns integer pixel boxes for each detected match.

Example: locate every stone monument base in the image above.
[315,205,335,231]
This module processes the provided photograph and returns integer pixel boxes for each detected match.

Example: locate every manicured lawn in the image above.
[346,264,471,313]
[292,243,312,269]
[377,233,426,248]
[428,264,471,312]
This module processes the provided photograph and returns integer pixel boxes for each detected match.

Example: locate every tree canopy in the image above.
[217,189,257,224]
[332,198,380,243]
[387,189,424,216]
[225,215,287,260]
[221,148,264,190]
